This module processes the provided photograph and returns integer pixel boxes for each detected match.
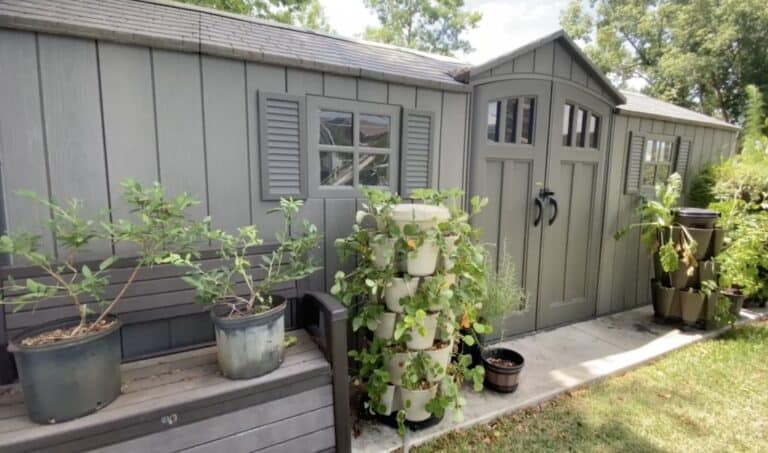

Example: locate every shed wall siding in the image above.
[597,113,738,315]
[0,29,469,293]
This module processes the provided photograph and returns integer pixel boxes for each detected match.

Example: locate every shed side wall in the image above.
[597,113,737,314]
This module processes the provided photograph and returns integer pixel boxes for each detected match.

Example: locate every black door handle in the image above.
[548,195,559,226]
[534,196,543,227]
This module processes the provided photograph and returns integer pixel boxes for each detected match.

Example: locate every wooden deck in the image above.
[0,330,334,453]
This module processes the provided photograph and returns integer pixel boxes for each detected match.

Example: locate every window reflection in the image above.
[359,153,389,186]
[589,114,600,149]
[320,151,354,186]
[562,104,574,146]
[487,101,501,142]
[319,111,353,146]
[360,114,390,148]
[505,99,518,143]
[521,98,535,144]
[575,108,587,147]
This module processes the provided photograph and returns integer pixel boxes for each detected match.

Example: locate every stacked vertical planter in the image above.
[377,204,453,428]
[652,208,725,329]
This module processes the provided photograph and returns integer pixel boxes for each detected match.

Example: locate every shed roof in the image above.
[618,91,739,131]
[0,0,469,91]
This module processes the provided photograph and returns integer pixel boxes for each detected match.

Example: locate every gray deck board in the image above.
[0,329,329,450]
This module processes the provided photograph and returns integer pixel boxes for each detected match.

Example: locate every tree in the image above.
[176,0,333,32]
[560,0,768,125]
[362,0,482,56]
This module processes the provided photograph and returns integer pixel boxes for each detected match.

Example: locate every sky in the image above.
[319,0,572,65]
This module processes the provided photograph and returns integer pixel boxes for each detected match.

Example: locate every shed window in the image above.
[309,98,400,197]
[589,114,600,149]
[575,108,587,147]
[521,98,535,144]
[641,138,676,187]
[487,101,501,142]
[562,104,574,146]
[486,97,536,145]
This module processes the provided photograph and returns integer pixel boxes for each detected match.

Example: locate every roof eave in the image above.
[616,108,740,132]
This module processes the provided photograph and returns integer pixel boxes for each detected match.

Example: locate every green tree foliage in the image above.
[560,0,768,125]
[176,0,333,32]
[362,0,482,56]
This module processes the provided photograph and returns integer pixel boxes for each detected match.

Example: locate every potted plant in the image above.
[1,180,200,423]
[173,198,320,379]
[472,245,528,392]
[397,352,441,424]
[615,173,699,320]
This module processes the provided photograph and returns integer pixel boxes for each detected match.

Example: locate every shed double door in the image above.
[471,80,610,335]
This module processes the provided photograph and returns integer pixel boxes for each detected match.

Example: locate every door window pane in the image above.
[521,97,535,144]
[562,104,574,146]
[487,101,501,142]
[575,108,587,147]
[504,98,518,143]
[320,151,354,186]
[656,164,670,181]
[644,139,656,162]
[360,114,390,148]
[359,153,389,186]
[589,114,600,149]
[319,110,353,146]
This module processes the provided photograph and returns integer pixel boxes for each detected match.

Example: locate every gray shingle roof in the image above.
[0,0,469,91]
[618,91,738,131]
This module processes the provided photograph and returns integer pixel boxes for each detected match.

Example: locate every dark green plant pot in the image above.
[709,228,725,257]
[210,296,286,380]
[687,227,714,260]
[670,261,694,289]
[652,280,676,319]
[8,316,122,424]
[679,290,705,326]
[721,289,745,317]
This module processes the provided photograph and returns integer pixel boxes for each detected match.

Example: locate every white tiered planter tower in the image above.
[376,203,455,423]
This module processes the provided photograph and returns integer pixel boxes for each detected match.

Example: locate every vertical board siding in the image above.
[246,62,286,241]
[98,42,159,255]
[0,30,53,258]
[38,34,111,257]
[286,68,322,96]
[152,50,208,220]
[201,56,251,230]
[357,80,387,103]
[323,74,356,99]
[388,84,416,109]
[439,92,468,190]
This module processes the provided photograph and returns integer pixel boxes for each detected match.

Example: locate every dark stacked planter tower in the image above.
[652,208,725,329]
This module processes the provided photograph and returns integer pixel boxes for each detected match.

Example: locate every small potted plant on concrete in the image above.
[174,198,320,379]
[0,180,200,423]
[474,247,527,393]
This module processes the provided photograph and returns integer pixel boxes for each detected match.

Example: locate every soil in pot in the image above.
[406,239,440,276]
[481,347,524,393]
[652,280,676,319]
[211,297,286,380]
[8,316,123,424]
[679,290,705,326]
[384,276,420,313]
[400,385,438,422]
[405,313,439,350]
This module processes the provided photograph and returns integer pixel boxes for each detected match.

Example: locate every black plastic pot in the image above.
[481,347,524,393]
[210,296,286,379]
[8,316,122,424]
[674,207,720,229]
[456,328,482,366]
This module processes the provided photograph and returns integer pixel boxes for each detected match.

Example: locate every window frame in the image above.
[485,95,538,146]
[561,100,602,151]
[307,97,400,198]
[638,133,678,191]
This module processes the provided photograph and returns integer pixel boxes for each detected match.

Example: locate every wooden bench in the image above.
[0,247,351,453]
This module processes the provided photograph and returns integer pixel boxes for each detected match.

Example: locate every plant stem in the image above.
[91,263,142,328]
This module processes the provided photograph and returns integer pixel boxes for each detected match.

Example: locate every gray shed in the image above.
[0,0,738,375]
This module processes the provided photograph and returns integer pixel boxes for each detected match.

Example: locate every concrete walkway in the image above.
[352,305,768,452]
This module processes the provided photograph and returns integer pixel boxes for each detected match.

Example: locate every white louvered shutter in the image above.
[258,92,307,200]
[400,109,434,196]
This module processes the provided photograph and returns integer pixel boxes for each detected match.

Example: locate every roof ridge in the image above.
[136,0,466,66]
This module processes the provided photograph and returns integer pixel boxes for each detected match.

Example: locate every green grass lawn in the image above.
[416,321,768,453]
